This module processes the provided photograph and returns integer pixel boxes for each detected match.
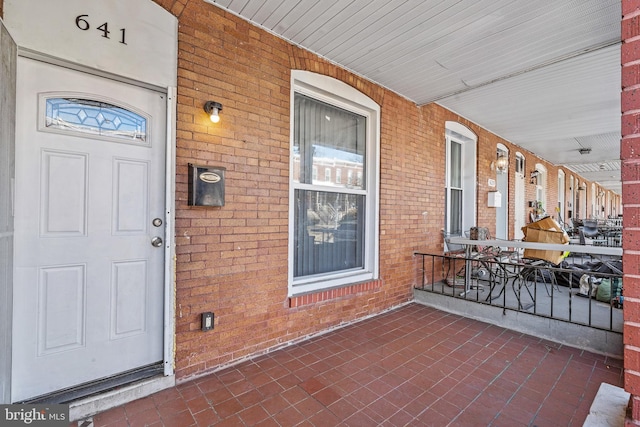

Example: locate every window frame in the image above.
[444,122,477,237]
[445,139,463,235]
[515,153,525,175]
[288,70,380,296]
[558,169,566,223]
[535,163,547,214]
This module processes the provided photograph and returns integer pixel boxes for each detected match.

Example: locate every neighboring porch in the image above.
[76,303,622,426]
[414,250,624,358]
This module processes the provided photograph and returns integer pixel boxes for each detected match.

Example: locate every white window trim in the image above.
[288,70,380,296]
[515,152,525,175]
[535,163,547,213]
[591,183,597,218]
[444,122,477,236]
[558,169,566,223]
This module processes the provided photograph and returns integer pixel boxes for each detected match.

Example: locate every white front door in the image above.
[12,57,166,401]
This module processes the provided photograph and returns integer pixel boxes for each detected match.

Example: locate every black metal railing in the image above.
[414,251,623,333]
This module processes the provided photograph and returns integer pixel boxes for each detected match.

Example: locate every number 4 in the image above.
[97,22,110,39]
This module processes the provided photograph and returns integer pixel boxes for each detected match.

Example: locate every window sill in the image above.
[289,279,382,308]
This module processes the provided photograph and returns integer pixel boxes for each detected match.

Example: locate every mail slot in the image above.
[188,164,225,206]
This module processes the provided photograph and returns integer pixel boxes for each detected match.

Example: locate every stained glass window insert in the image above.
[45,98,147,142]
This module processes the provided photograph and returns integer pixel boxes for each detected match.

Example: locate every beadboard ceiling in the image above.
[207,0,622,193]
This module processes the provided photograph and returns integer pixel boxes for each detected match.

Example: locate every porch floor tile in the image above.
[82,303,623,426]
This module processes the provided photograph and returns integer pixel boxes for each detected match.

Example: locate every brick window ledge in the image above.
[289,279,383,308]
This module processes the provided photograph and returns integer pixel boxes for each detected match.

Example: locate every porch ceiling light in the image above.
[495,153,508,173]
[204,101,223,123]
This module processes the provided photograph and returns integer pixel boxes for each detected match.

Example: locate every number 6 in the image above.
[75,15,89,31]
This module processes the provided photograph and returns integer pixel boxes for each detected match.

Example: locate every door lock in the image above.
[151,236,163,247]
[152,218,163,227]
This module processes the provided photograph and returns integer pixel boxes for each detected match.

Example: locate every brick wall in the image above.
[163,0,423,378]
[623,0,640,424]
[152,0,614,381]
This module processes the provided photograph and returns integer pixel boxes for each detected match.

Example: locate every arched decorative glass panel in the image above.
[43,97,147,143]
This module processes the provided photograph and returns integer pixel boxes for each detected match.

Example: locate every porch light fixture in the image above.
[530,169,540,185]
[495,153,508,173]
[204,101,223,123]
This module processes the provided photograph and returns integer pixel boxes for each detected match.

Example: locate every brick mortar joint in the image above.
[624,9,640,20]
[625,35,640,45]
[621,159,640,166]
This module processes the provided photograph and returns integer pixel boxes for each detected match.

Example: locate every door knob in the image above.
[151,236,163,247]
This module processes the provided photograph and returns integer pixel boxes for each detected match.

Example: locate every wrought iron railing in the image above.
[414,251,623,333]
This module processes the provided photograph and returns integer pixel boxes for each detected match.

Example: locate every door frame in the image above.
[0,19,17,405]
[11,50,176,402]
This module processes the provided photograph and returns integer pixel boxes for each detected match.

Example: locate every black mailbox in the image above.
[188,164,225,207]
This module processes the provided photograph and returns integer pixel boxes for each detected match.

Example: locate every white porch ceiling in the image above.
[208,0,622,193]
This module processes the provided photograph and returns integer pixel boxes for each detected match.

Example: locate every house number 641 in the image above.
[75,15,127,45]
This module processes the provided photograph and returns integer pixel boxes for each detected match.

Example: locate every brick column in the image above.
[623,1,640,424]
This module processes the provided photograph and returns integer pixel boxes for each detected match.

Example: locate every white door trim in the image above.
[163,87,177,377]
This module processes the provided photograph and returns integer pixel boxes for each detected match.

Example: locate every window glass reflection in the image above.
[293,94,365,190]
[294,189,365,277]
[45,98,147,142]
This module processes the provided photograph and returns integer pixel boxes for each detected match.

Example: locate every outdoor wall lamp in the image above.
[204,101,223,123]
[495,153,508,174]
[530,170,540,184]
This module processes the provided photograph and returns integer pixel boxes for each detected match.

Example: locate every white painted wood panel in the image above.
[41,151,87,236]
[38,265,86,355]
[113,159,148,234]
[111,261,147,339]
[208,0,621,191]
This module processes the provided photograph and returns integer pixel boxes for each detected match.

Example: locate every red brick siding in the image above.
[151,0,615,381]
[289,280,384,308]
[624,1,640,424]
[166,0,420,379]
[625,0,640,16]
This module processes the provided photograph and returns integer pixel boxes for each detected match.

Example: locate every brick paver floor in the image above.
[78,303,623,426]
